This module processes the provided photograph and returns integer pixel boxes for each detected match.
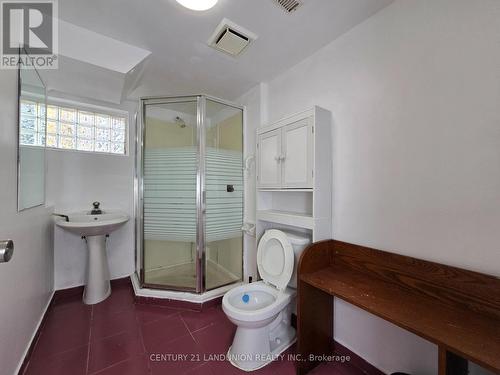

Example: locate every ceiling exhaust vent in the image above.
[208,18,257,57]
[273,0,302,13]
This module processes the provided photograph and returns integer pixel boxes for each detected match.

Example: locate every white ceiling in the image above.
[56,0,394,102]
[41,20,151,104]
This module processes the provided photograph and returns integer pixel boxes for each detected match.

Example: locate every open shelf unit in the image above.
[255,106,332,243]
[257,210,314,229]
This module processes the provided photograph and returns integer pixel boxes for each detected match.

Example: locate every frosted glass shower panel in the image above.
[205,99,243,290]
[139,96,244,293]
[143,100,198,290]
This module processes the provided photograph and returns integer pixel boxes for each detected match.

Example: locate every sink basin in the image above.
[54,210,129,305]
[56,211,129,236]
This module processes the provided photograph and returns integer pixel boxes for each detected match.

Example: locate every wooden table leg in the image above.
[297,281,333,375]
[438,346,447,375]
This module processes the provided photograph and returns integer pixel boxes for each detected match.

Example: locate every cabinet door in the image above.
[257,129,282,188]
[282,118,313,188]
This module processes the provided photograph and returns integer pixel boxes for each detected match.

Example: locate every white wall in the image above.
[240,0,500,373]
[236,83,269,281]
[46,96,137,289]
[0,71,54,375]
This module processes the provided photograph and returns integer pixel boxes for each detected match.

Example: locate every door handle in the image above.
[0,240,14,263]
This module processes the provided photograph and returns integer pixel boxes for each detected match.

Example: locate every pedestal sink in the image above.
[55,211,129,304]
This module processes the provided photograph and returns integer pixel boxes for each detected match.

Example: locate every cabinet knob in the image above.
[274,156,281,162]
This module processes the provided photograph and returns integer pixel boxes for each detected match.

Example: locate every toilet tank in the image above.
[283,231,311,289]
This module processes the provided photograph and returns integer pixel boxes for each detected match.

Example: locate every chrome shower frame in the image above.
[135,95,245,294]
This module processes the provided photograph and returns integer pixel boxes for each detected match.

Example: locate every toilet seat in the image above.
[257,230,294,291]
[222,281,294,323]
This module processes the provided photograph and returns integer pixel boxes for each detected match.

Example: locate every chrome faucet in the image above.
[53,213,69,222]
[91,201,102,215]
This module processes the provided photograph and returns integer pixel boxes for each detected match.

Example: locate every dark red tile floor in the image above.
[23,282,367,375]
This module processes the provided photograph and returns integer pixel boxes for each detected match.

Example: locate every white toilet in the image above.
[222,229,310,371]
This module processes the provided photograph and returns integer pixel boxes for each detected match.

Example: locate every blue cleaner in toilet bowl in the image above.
[242,294,250,303]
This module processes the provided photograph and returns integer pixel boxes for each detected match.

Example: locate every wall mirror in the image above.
[18,49,47,211]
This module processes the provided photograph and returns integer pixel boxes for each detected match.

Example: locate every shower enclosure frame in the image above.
[135,95,245,294]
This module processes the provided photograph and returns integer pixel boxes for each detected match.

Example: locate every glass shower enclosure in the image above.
[136,96,244,293]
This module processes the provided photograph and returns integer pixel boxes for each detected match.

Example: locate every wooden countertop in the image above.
[297,240,500,374]
[301,265,500,372]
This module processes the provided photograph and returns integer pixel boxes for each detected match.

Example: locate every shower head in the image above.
[175,116,186,128]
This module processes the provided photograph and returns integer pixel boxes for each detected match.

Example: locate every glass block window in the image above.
[19,100,128,155]
[19,100,46,146]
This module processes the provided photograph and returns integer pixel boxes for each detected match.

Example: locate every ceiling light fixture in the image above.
[175,0,218,11]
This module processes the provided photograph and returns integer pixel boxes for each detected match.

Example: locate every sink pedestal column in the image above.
[84,235,111,304]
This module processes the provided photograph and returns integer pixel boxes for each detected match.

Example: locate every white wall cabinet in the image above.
[282,118,313,188]
[257,129,282,188]
[256,106,332,243]
[257,118,313,189]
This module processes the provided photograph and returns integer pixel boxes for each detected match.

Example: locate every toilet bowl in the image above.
[222,229,310,371]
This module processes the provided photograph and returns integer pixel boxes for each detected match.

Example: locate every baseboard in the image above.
[16,290,55,375]
[132,272,237,311]
[55,274,223,311]
[54,274,133,296]
[135,294,222,312]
